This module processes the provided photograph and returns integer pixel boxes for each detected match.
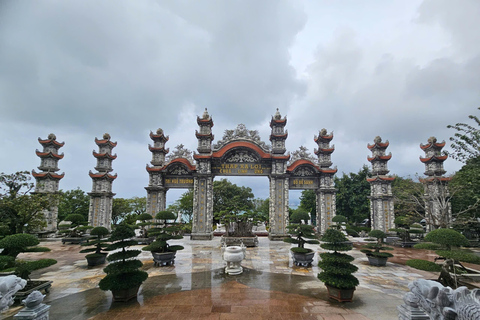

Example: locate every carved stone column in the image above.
[314,129,337,233]
[268,175,289,240]
[145,128,169,216]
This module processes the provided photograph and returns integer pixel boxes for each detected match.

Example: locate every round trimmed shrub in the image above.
[424,228,469,249]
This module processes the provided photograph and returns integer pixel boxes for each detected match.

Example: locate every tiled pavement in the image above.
[2,236,446,320]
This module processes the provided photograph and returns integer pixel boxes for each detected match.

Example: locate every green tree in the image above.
[299,190,316,225]
[167,189,194,223]
[450,157,480,220]
[213,179,255,217]
[112,198,132,225]
[392,176,425,219]
[335,166,371,223]
[0,171,57,234]
[57,188,90,224]
[447,107,480,163]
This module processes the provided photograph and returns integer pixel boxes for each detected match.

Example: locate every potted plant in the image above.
[59,214,91,244]
[215,209,264,247]
[0,234,57,298]
[318,228,359,302]
[360,230,394,266]
[390,216,425,247]
[284,211,319,267]
[99,225,148,302]
[79,226,110,266]
[142,211,184,266]
[134,213,154,244]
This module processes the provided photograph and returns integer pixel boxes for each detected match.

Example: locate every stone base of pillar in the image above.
[190,233,213,240]
[14,303,50,320]
[397,304,429,320]
[268,234,289,241]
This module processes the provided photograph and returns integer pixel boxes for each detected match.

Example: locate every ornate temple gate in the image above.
[145,109,337,240]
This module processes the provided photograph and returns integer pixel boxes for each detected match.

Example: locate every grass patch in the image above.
[406,259,442,272]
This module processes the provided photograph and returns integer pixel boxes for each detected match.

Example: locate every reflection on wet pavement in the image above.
[2,236,442,320]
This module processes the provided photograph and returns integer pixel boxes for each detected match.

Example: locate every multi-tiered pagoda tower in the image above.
[88,133,117,230]
[420,137,451,230]
[367,136,395,233]
[268,109,289,239]
[145,128,169,216]
[31,133,65,231]
[191,108,215,240]
[314,128,337,233]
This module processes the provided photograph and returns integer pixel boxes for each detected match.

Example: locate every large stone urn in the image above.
[222,244,246,275]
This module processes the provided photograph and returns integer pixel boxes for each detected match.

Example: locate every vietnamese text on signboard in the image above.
[164,176,194,188]
[289,177,318,189]
[212,163,271,176]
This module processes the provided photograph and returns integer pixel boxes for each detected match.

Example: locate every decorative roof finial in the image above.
[103,133,111,140]
[47,133,56,140]
[274,108,281,120]
[156,128,163,135]
[374,136,382,144]
[428,136,437,144]
[202,108,210,119]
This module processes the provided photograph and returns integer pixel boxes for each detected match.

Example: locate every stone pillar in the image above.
[268,109,289,240]
[367,136,395,233]
[420,137,452,230]
[146,128,169,216]
[192,109,214,240]
[31,134,65,232]
[314,129,337,233]
[191,176,214,240]
[88,133,117,230]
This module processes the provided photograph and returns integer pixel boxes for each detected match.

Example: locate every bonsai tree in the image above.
[360,229,394,266]
[409,228,480,288]
[142,211,184,266]
[135,213,153,239]
[99,225,148,301]
[58,214,91,238]
[215,209,264,238]
[390,216,425,245]
[318,228,359,302]
[0,234,56,280]
[284,211,319,266]
[332,215,347,230]
[79,226,110,266]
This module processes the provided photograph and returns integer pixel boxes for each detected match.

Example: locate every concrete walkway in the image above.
[2,236,439,320]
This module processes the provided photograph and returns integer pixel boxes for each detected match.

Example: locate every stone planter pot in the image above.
[112,284,141,302]
[86,253,107,266]
[222,245,246,275]
[152,251,176,266]
[220,235,258,247]
[292,251,315,267]
[325,284,355,302]
[367,255,389,267]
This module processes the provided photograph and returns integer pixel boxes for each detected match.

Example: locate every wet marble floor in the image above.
[2,236,443,320]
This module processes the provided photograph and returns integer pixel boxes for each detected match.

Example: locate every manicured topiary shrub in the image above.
[0,234,56,280]
[361,230,394,259]
[332,215,347,230]
[318,228,359,290]
[135,213,153,238]
[406,259,442,272]
[80,226,110,261]
[435,250,480,264]
[424,228,469,250]
[99,225,148,293]
[142,211,184,254]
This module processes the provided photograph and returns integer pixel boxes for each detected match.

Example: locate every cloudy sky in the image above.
[1,0,479,205]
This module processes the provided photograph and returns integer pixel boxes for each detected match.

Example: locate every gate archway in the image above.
[145,109,337,240]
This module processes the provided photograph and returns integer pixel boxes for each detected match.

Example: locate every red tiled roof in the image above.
[287,159,320,173]
[95,138,117,147]
[38,138,65,147]
[315,148,334,155]
[367,176,395,182]
[197,117,214,126]
[270,118,287,127]
[419,155,448,163]
[31,170,65,180]
[93,152,117,160]
[165,158,196,171]
[420,141,446,150]
[314,134,333,143]
[149,131,169,141]
[367,154,392,162]
[419,176,452,183]
[148,145,169,153]
[367,141,390,150]
[88,171,117,180]
[212,141,271,159]
[35,150,64,159]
